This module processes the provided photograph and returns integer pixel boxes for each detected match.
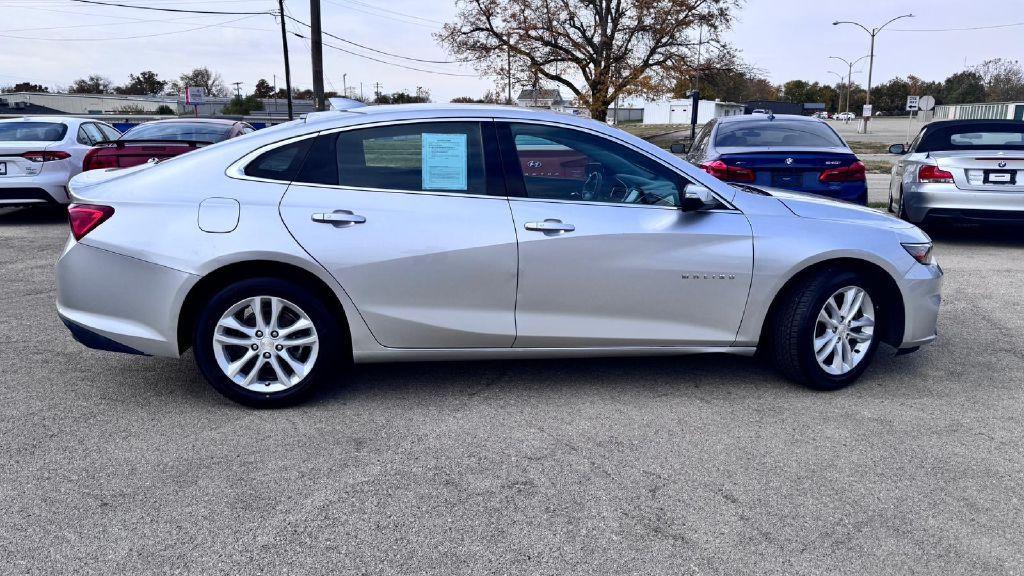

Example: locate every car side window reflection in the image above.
[507,123,683,207]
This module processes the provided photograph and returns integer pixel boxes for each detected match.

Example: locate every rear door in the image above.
[277,120,519,349]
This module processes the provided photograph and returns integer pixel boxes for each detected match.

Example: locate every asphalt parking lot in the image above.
[2,206,1023,575]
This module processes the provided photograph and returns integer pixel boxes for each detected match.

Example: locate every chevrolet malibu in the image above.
[57,104,942,407]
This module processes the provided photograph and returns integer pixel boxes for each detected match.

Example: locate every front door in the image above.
[278,120,519,349]
[499,121,753,348]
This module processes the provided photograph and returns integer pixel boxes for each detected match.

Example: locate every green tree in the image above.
[115,71,166,95]
[942,71,985,104]
[1,82,48,93]
[221,94,265,115]
[974,58,1024,102]
[253,79,275,98]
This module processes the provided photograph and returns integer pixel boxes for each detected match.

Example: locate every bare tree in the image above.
[170,67,228,97]
[437,0,739,120]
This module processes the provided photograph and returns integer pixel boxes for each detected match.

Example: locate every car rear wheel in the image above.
[768,269,880,391]
[193,277,341,407]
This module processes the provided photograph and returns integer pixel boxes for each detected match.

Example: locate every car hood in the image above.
[761,187,916,229]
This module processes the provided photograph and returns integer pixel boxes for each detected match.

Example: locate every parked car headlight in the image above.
[902,242,935,265]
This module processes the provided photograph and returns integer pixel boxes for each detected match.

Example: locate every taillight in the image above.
[21,151,71,162]
[819,161,866,183]
[67,204,115,241]
[83,148,119,171]
[918,165,954,183]
[700,160,755,182]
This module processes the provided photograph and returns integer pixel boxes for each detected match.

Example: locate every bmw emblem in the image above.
[998,161,1007,168]
[785,157,794,165]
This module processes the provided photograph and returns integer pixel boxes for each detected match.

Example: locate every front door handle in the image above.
[311,210,366,226]
[524,219,575,233]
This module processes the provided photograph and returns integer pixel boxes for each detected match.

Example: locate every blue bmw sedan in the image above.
[681,114,868,204]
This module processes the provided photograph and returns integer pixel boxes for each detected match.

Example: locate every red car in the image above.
[83,118,254,171]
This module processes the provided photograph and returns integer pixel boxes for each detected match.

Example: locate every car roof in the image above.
[138,118,240,125]
[923,119,1024,128]
[0,116,94,125]
[716,113,821,124]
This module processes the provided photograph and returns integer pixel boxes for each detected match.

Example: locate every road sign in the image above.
[862,104,873,118]
[184,87,205,106]
[906,95,920,111]
[919,95,936,111]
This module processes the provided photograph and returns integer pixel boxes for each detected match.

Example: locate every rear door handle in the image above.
[311,210,366,226]
[524,219,575,233]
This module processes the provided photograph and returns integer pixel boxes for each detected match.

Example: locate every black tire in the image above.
[768,269,880,391]
[193,277,343,408]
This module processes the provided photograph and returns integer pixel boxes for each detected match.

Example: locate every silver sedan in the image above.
[57,104,942,407]
[888,119,1024,225]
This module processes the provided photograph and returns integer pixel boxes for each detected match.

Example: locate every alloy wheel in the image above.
[813,286,875,376]
[212,296,319,393]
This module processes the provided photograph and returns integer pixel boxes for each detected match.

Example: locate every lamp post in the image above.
[827,71,845,114]
[833,14,914,131]
[828,55,869,113]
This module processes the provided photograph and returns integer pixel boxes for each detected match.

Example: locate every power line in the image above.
[0,14,260,41]
[66,0,273,15]
[893,21,1024,32]
[323,0,442,25]
[285,15,472,64]
[291,30,478,77]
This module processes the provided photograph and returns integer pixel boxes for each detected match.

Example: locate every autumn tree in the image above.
[438,0,739,121]
[69,75,113,94]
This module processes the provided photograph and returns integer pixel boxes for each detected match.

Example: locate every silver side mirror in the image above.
[670,142,688,154]
[888,143,906,155]
[681,185,717,212]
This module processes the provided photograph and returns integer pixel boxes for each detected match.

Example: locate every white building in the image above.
[642,98,745,125]
[933,101,1024,121]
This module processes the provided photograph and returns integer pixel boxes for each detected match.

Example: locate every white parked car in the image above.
[835,112,856,122]
[57,104,942,407]
[0,116,120,206]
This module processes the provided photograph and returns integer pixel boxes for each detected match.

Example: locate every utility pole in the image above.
[277,0,294,119]
[342,73,347,99]
[310,0,326,111]
[231,82,243,98]
[833,14,914,132]
[374,82,382,102]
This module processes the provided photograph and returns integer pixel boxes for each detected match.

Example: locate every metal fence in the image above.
[932,102,1023,120]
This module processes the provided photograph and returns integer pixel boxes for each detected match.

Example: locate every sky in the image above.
[0,0,1021,103]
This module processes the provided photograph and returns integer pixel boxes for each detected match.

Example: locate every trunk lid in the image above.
[85,140,207,171]
[931,150,1024,192]
[718,150,860,191]
[0,141,57,177]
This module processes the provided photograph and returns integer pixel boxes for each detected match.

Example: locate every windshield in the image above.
[918,123,1024,152]
[715,120,845,148]
[122,122,233,143]
[0,122,68,142]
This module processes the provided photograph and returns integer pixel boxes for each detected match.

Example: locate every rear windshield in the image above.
[715,120,845,148]
[918,123,1024,152]
[0,122,68,142]
[122,122,233,143]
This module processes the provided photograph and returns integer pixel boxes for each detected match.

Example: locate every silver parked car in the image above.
[888,119,1024,225]
[57,104,942,407]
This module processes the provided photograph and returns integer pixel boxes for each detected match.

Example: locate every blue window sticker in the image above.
[421,133,468,191]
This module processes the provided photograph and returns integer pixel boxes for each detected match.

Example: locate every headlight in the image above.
[902,242,935,265]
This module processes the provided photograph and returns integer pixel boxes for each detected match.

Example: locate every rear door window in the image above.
[293,122,488,194]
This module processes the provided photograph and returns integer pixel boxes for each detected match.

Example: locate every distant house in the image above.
[642,99,745,125]
[516,88,565,108]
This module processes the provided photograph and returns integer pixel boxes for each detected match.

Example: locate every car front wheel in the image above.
[193,278,341,407]
[769,269,880,391]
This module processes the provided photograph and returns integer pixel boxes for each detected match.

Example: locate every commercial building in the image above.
[642,99,745,125]
[933,101,1024,121]
[0,92,314,117]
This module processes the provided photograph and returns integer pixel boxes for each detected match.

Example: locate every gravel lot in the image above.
[2,206,1023,575]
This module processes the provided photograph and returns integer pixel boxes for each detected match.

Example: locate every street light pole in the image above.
[833,14,913,131]
[826,71,844,113]
[828,55,869,113]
